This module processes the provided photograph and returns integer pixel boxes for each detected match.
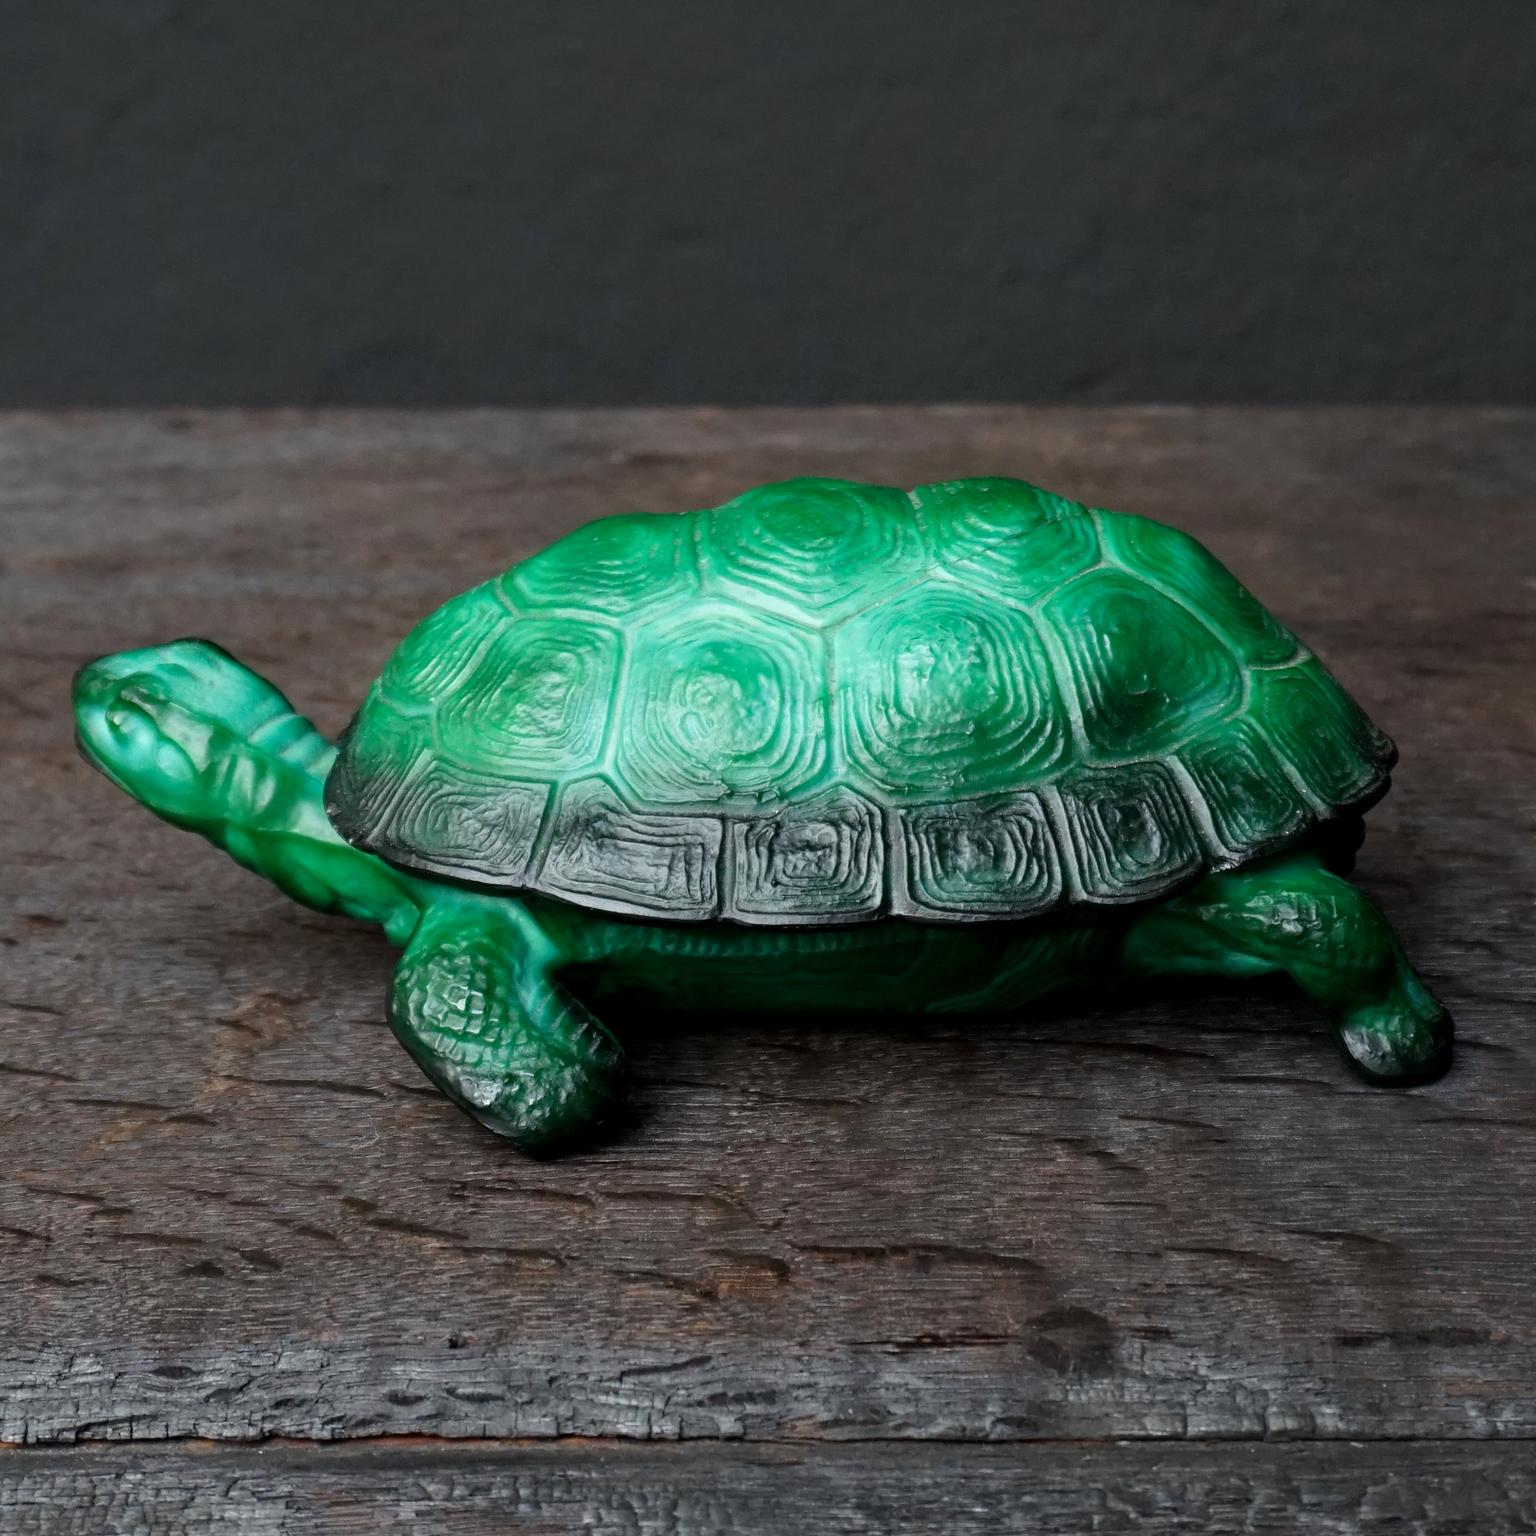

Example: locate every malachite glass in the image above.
[73,477,1451,1150]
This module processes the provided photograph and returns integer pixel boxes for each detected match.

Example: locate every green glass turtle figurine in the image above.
[74,477,1450,1150]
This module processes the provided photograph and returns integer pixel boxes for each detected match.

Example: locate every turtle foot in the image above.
[432,1041,627,1154]
[1334,977,1454,1087]
[390,901,628,1154]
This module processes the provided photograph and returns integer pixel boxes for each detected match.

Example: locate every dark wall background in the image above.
[4,2,1533,406]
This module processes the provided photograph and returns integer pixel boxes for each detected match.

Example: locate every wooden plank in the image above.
[1,409,1533,1446]
[2,1441,1535,1535]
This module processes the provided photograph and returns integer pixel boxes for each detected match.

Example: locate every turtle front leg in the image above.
[390,898,626,1150]
[1120,849,1452,1084]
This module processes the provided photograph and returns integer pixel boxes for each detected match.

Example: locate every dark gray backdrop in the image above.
[4,2,1532,406]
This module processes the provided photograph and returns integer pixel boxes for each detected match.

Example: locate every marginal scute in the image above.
[1044,569,1243,760]
[373,759,548,883]
[1057,764,1204,902]
[508,512,697,614]
[697,477,923,621]
[897,792,1062,919]
[539,779,722,920]
[914,477,1099,602]
[727,788,884,924]
[1178,716,1311,859]
[325,694,434,845]
[1096,511,1299,665]
[378,582,509,708]
[1251,659,1395,809]
[618,606,826,806]
[435,617,617,777]
[838,582,1068,798]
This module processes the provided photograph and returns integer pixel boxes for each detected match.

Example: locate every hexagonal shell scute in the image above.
[836,581,1069,799]
[615,603,827,807]
[696,477,924,622]
[506,512,698,615]
[912,476,1100,603]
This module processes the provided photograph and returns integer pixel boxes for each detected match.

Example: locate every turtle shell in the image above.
[325,477,1395,925]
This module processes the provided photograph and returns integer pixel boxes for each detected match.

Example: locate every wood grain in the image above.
[3,1441,1534,1535]
[1,409,1533,1523]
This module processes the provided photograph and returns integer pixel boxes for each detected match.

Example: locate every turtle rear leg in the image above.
[1120,849,1452,1084]
[391,900,626,1150]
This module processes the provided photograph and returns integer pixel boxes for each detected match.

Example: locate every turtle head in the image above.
[73,639,314,834]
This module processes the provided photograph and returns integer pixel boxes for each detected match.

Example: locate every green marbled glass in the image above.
[74,477,1451,1149]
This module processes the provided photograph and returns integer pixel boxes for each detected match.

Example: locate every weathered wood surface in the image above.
[3,1441,1534,1536]
[1,409,1533,1526]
